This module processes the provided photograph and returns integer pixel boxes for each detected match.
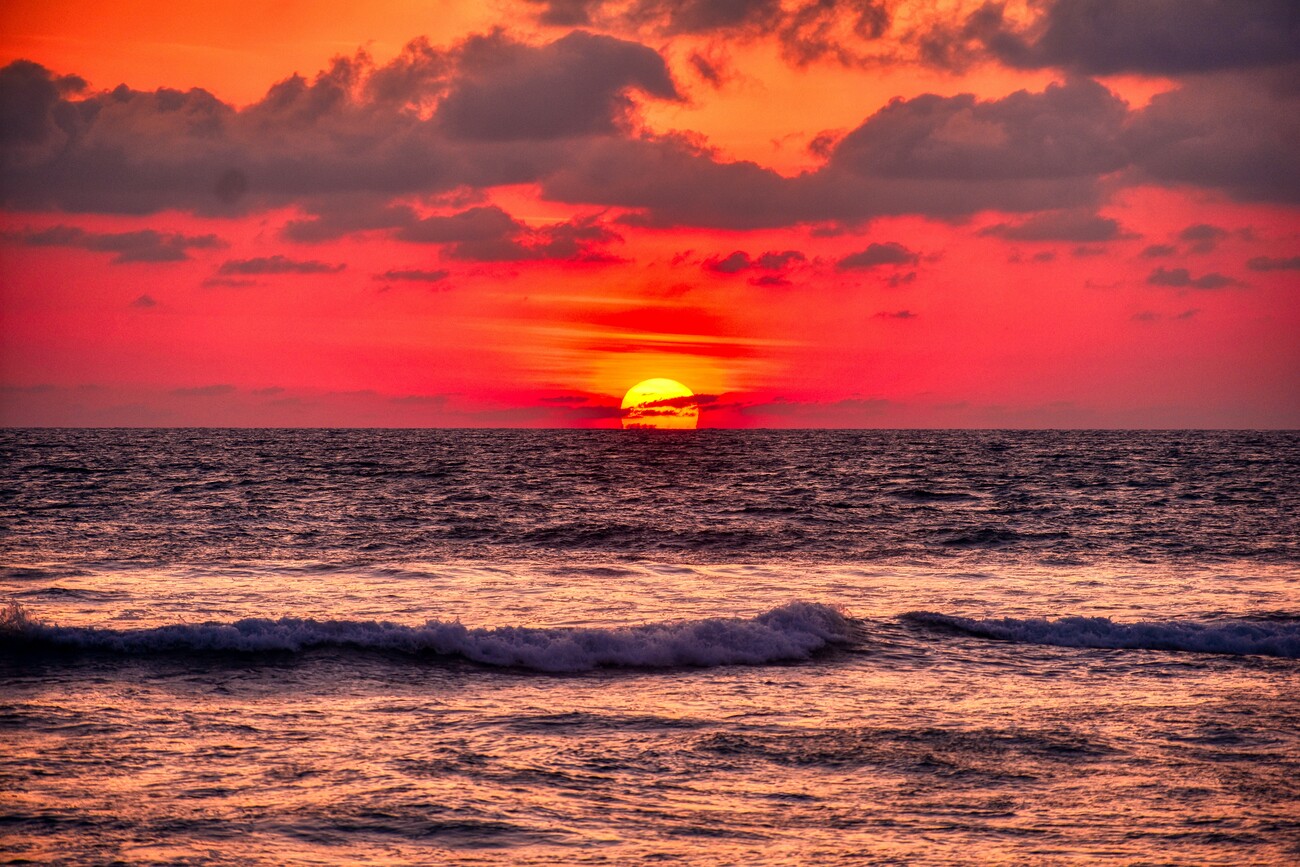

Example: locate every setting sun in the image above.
[620,378,699,430]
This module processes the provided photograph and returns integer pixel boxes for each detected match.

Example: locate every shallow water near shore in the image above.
[3,430,1298,864]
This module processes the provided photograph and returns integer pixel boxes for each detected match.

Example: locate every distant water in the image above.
[2,430,1298,864]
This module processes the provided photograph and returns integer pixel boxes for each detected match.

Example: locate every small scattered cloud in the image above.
[1178,222,1229,253]
[838,241,918,269]
[217,255,346,275]
[130,294,158,309]
[702,248,806,275]
[374,268,451,283]
[1141,244,1177,258]
[702,250,752,273]
[1246,255,1300,271]
[876,309,917,319]
[1147,266,1239,290]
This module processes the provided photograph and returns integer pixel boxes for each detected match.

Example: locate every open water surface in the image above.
[2,430,1297,864]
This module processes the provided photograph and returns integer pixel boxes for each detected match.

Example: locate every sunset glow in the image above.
[0,1,1296,427]
[621,378,699,429]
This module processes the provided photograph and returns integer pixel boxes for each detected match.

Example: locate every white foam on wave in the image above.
[905,611,1300,659]
[0,601,854,672]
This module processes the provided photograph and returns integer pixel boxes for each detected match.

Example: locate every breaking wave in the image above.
[905,611,1300,659]
[0,602,854,672]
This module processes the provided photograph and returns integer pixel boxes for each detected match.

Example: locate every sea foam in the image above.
[0,601,854,672]
[905,611,1300,659]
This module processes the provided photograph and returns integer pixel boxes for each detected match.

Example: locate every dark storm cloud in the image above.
[979,210,1130,242]
[926,0,1300,75]
[217,256,345,275]
[7,225,223,263]
[837,242,918,268]
[1246,255,1300,271]
[1146,267,1239,290]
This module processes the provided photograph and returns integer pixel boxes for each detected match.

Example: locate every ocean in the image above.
[2,429,1297,864]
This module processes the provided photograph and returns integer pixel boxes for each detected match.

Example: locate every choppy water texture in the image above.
[2,430,1298,865]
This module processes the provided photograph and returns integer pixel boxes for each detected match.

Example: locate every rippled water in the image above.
[2,430,1298,864]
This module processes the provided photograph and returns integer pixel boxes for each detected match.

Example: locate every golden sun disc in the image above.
[621,378,699,430]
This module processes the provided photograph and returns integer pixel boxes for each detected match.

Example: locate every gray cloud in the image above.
[375,268,452,283]
[701,248,805,275]
[1179,222,1229,253]
[838,241,918,268]
[980,210,1130,242]
[1246,255,1300,271]
[397,204,622,261]
[523,0,890,67]
[1147,266,1239,290]
[435,30,679,141]
[927,0,1300,75]
[7,225,223,263]
[217,256,345,275]
[2,27,1296,235]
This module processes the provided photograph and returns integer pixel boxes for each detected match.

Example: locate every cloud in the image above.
[980,210,1130,242]
[130,294,158,308]
[374,268,451,283]
[170,384,237,397]
[1141,244,1177,258]
[1246,255,1300,271]
[875,309,917,319]
[7,225,223,263]
[702,248,805,275]
[524,0,891,68]
[929,0,1300,75]
[838,242,918,269]
[1178,222,1229,253]
[435,30,679,141]
[0,32,680,216]
[217,256,345,275]
[398,205,621,261]
[1146,267,1239,290]
[1124,69,1300,204]
[702,250,751,273]
[2,31,1295,235]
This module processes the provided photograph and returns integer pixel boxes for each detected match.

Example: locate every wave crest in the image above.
[904,611,1300,659]
[0,601,854,672]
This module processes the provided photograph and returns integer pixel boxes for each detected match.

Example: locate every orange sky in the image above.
[1,0,1297,427]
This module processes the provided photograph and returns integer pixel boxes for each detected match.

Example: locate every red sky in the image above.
[2,0,1297,427]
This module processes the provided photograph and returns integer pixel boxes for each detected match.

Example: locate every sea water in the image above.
[2,430,1297,864]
